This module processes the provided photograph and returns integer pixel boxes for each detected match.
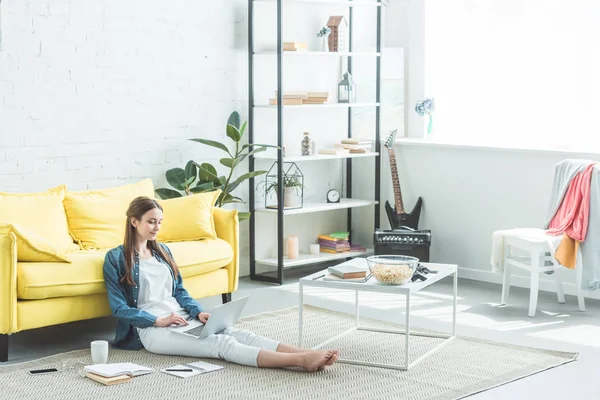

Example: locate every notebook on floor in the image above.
[160,361,224,378]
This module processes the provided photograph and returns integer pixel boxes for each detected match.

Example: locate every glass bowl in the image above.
[366,255,419,285]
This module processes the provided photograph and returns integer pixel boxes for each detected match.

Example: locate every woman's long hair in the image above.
[121,196,179,286]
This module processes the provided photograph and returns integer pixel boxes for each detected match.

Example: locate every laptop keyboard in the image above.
[183,325,205,338]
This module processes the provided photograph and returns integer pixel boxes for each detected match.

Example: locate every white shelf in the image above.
[256,249,374,268]
[254,152,379,162]
[254,102,380,109]
[254,0,383,7]
[255,199,377,215]
[254,51,380,57]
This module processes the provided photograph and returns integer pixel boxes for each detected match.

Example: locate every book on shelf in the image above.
[160,361,224,379]
[269,98,303,105]
[349,148,368,154]
[317,148,350,155]
[350,243,367,252]
[320,248,350,254]
[85,371,132,386]
[334,143,372,151]
[283,42,308,51]
[274,91,308,99]
[302,99,328,104]
[322,273,371,283]
[307,91,328,98]
[328,264,368,279]
[318,234,348,242]
[341,138,372,145]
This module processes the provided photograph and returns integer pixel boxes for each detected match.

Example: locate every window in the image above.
[424,0,600,149]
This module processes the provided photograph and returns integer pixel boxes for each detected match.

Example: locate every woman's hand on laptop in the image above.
[154,313,190,327]
[197,312,210,323]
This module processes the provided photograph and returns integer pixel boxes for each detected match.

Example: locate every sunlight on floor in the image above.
[275,282,597,346]
[529,325,600,348]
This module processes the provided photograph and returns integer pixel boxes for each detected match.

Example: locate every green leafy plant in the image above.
[258,174,305,197]
[155,111,277,220]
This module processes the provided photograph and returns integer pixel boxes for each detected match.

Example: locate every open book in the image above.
[84,362,155,378]
[160,361,224,379]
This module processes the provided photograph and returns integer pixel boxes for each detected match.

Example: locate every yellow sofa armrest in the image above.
[213,208,239,293]
[0,228,18,334]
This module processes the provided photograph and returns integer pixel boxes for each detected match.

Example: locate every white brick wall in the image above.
[0,0,247,193]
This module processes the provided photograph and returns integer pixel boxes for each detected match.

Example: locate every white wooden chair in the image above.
[501,235,586,317]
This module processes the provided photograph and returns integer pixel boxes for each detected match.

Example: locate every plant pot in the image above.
[283,187,297,207]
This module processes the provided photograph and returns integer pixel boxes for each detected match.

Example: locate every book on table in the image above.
[322,274,371,283]
[327,264,368,279]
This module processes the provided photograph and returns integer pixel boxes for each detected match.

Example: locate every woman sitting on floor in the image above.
[103,196,338,372]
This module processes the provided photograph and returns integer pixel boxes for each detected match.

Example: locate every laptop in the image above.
[168,296,249,339]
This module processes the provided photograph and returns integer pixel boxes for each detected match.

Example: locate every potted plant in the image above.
[258,162,305,209]
[155,111,278,220]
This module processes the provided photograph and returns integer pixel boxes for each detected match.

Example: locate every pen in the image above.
[312,274,325,280]
[165,368,194,372]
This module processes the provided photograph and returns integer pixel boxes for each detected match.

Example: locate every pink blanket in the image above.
[547,163,595,241]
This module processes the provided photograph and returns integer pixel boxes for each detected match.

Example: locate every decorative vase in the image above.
[283,187,297,207]
[427,114,433,135]
[321,34,330,52]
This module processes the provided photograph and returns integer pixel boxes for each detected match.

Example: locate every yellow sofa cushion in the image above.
[63,179,155,250]
[167,239,233,277]
[0,224,71,263]
[17,239,233,300]
[157,191,220,242]
[0,185,76,254]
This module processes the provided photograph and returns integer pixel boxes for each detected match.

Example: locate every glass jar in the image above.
[301,132,313,156]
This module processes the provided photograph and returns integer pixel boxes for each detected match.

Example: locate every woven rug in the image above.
[0,306,576,400]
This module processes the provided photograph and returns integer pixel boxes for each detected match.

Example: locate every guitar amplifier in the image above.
[373,229,431,262]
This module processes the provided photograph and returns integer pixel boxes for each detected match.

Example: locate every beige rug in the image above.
[0,306,576,400]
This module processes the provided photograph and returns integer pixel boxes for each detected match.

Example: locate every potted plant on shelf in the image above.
[155,111,278,220]
[258,162,304,209]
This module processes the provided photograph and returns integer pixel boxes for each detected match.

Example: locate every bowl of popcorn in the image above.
[366,255,419,285]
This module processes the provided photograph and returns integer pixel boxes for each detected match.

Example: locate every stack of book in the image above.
[269,91,329,105]
[318,232,350,253]
[334,138,373,154]
[283,42,308,52]
[303,92,328,104]
[317,138,373,155]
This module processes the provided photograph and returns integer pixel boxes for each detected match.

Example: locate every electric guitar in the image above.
[383,130,423,230]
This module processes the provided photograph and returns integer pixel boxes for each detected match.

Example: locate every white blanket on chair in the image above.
[490,228,562,274]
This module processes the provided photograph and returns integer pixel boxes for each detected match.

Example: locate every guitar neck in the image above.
[387,147,405,214]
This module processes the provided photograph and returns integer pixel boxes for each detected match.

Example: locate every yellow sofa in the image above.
[0,183,239,362]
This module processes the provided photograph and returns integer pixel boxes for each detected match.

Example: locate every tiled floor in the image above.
[4,267,600,399]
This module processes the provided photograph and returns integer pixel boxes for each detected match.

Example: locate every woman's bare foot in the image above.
[301,350,334,372]
[318,350,339,370]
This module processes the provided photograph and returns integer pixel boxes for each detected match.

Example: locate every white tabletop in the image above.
[300,258,457,294]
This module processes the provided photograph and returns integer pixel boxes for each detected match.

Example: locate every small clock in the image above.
[326,189,341,203]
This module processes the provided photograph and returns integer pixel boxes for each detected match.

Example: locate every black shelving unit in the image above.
[248,0,384,285]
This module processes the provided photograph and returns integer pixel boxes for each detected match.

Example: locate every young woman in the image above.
[103,196,338,372]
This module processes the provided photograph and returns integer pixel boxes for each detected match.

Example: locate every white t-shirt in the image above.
[137,256,185,318]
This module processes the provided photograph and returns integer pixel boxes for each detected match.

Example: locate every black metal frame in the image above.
[1,334,8,362]
[249,0,383,285]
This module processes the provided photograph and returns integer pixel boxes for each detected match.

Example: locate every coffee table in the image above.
[298,258,457,370]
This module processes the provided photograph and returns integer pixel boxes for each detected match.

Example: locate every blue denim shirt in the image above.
[103,243,203,350]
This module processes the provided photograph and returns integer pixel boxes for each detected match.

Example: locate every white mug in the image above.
[309,244,320,255]
[91,340,109,364]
